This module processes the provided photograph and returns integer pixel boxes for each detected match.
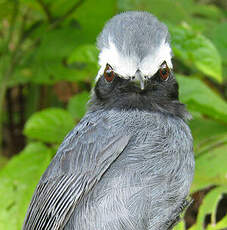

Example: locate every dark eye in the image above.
[104,64,115,82]
[159,62,170,81]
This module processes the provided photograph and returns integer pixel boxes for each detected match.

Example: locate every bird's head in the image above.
[90,11,190,120]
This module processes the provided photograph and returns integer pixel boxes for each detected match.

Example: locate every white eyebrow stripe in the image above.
[96,40,173,81]
[140,42,173,76]
[97,41,138,80]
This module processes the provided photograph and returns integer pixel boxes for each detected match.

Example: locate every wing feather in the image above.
[23,118,131,230]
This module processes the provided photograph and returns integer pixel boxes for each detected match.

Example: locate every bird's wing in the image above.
[23,117,131,230]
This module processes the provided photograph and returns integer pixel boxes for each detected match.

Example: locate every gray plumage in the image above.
[23,11,195,230]
[97,11,170,60]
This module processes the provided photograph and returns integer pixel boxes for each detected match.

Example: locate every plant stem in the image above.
[0,81,7,155]
[50,0,84,29]
[0,0,20,155]
[36,0,53,23]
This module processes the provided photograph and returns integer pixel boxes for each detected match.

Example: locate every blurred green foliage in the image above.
[0,0,227,229]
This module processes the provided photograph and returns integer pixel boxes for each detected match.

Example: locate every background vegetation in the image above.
[0,0,227,229]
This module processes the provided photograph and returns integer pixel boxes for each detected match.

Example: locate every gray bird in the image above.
[23,11,195,230]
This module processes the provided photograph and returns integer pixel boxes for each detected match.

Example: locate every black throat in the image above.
[88,73,190,120]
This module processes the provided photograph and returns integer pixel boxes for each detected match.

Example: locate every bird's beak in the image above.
[135,70,145,90]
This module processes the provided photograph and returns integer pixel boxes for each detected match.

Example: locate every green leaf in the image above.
[67,44,99,82]
[35,27,82,60]
[117,0,191,25]
[188,225,196,230]
[173,220,186,230]
[0,142,52,230]
[170,25,222,82]
[49,0,80,18]
[189,118,227,154]
[190,4,224,21]
[73,0,117,43]
[192,186,227,230]
[68,44,99,66]
[67,91,90,120]
[191,144,227,193]
[24,108,75,143]
[25,26,92,84]
[0,155,8,170]
[30,58,82,84]
[210,22,227,65]
[223,65,227,80]
[207,214,227,230]
[177,75,227,123]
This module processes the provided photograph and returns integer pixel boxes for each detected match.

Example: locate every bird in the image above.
[23,11,195,230]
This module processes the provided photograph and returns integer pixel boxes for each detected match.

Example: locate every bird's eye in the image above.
[159,62,170,81]
[104,64,115,82]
